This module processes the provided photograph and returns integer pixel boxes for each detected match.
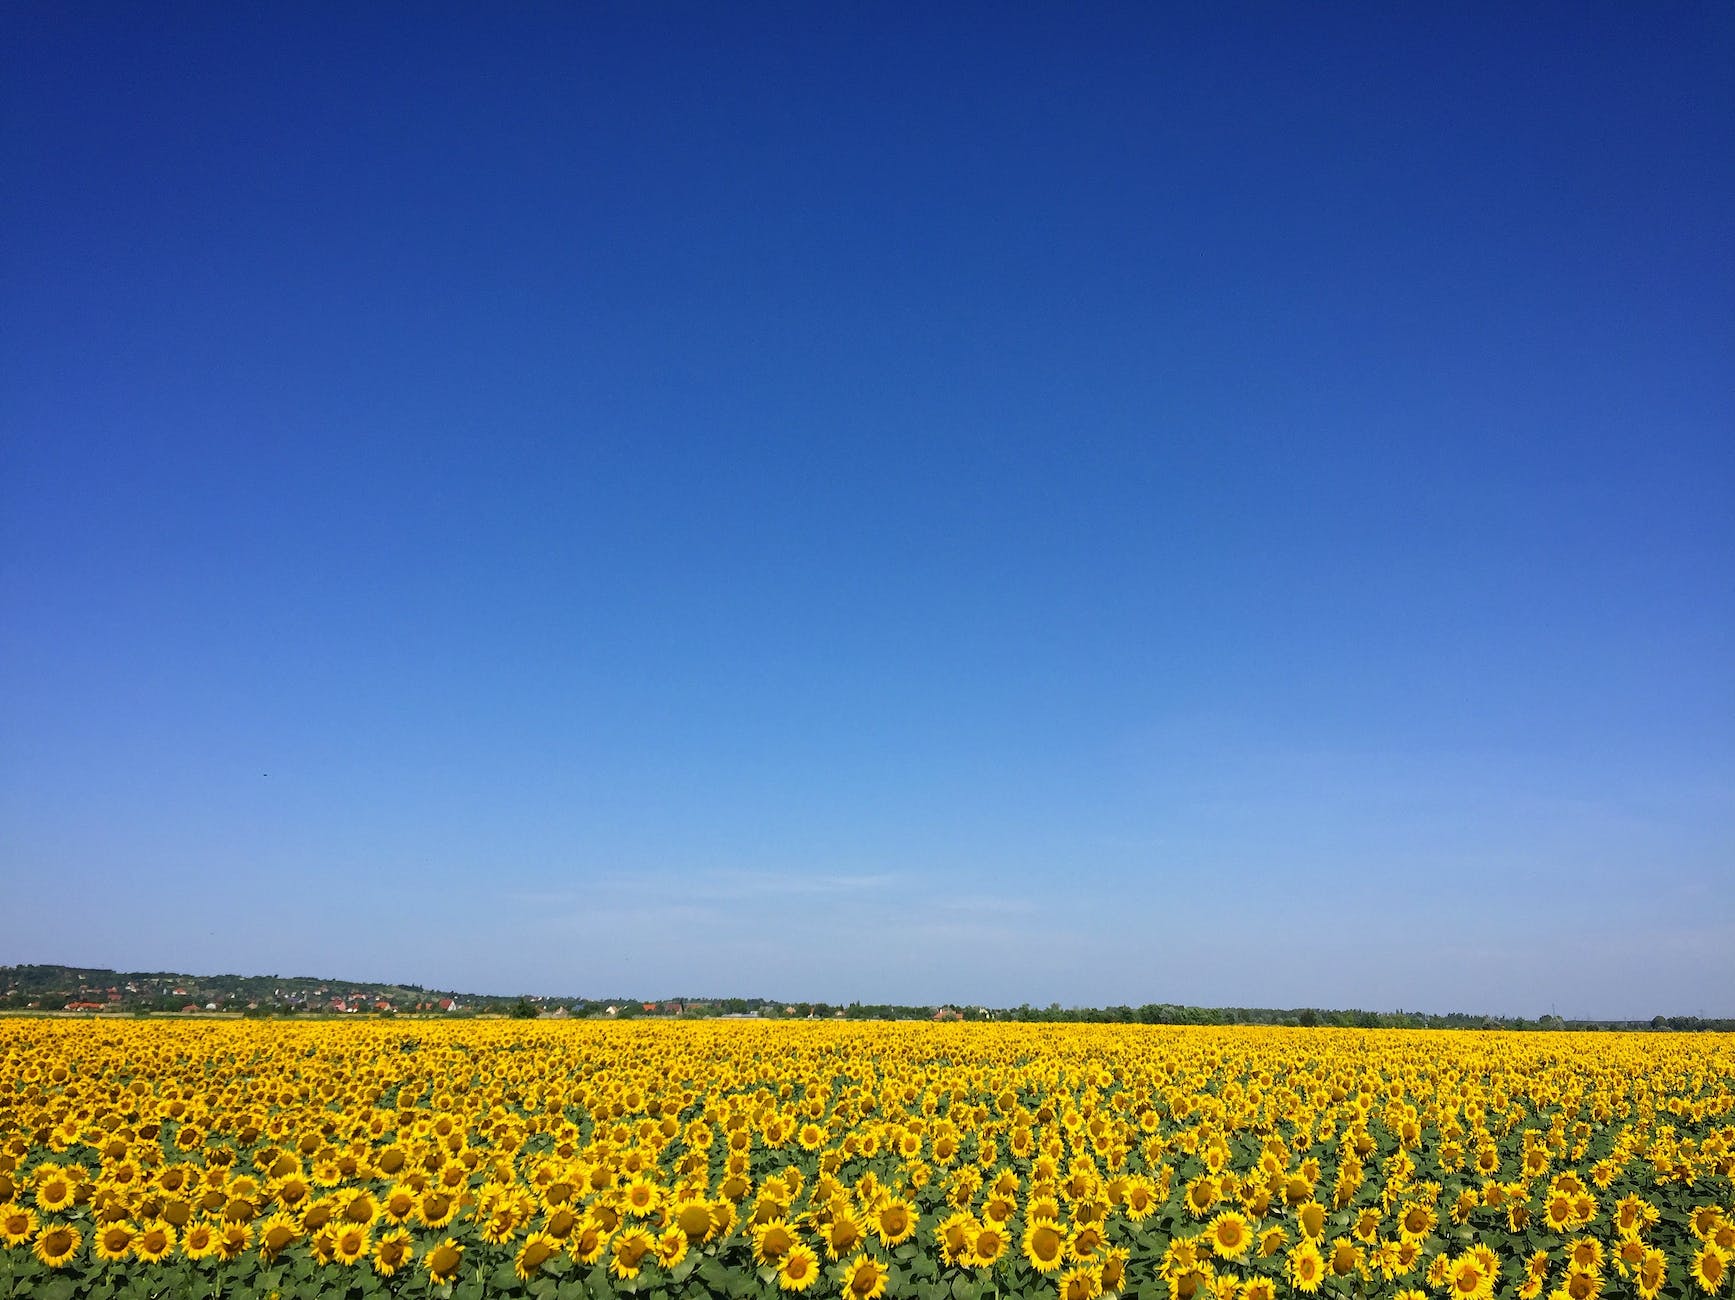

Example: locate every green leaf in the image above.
[699,1260,734,1291]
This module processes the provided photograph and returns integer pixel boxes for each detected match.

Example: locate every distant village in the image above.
[5,964,1721,1031]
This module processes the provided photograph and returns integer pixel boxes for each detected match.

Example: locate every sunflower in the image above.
[33,1171,76,1215]
[968,1221,1009,1268]
[416,1189,458,1229]
[822,1206,864,1259]
[1636,1250,1667,1300]
[1613,1195,1647,1236]
[1162,1233,1205,1282]
[657,1226,689,1270]
[258,1211,299,1259]
[374,1227,413,1277]
[1241,1281,1276,1300]
[33,1223,80,1268]
[381,1183,416,1224]
[425,1237,464,1285]
[937,1211,976,1266]
[589,1200,621,1232]
[622,1174,662,1218]
[1568,1237,1604,1275]
[611,1226,656,1279]
[1,1204,40,1248]
[874,1197,917,1247]
[1186,1176,1221,1218]
[1296,1200,1326,1240]
[1428,1253,1455,1290]
[1024,1218,1068,1273]
[182,1221,220,1261]
[1330,1238,1363,1278]
[1070,1222,1105,1262]
[573,1220,612,1264]
[271,1172,313,1211]
[515,1231,562,1281]
[841,1253,889,1300]
[1208,1211,1253,1260]
[1615,1237,1649,1278]
[1100,1247,1129,1295]
[1288,1240,1326,1294]
[779,1243,821,1292]
[1450,1189,1480,1226]
[674,1199,715,1242]
[332,1223,370,1265]
[301,1197,337,1233]
[754,1217,798,1265]
[94,1219,135,1262]
[216,1223,250,1262]
[480,1203,522,1245]
[1689,1244,1727,1296]
[134,1220,176,1263]
[1258,1225,1288,1257]
[1059,1264,1104,1300]
[1447,1252,1496,1300]
[1123,1177,1158,1221]
[1172,1266,1216,1300]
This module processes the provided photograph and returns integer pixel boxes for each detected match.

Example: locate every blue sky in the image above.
[3,4,1731,1017]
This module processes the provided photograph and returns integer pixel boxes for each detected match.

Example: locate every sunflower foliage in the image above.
[0,1021,1732,1300]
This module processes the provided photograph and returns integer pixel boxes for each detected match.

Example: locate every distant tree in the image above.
[510,998,540,1019]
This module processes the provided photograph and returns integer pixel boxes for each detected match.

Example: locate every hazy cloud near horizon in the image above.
[7,741,1730,1019]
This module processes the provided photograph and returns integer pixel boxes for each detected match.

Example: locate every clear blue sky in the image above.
[3,4,1731,1018]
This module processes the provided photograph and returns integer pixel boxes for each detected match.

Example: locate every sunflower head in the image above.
[425,1237,464,1285]
[34,1223,81,1269]
[778,1243,821,1292]
[841,1253,889,1300]
[1689,1245,1726,1296]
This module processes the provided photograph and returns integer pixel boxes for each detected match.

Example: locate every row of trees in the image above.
[996,1004,1735,1031]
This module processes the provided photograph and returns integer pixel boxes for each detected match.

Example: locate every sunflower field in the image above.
[1,1021,1731,1300]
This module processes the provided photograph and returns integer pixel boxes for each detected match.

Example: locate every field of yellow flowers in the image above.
[1,1020,1731,1300]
